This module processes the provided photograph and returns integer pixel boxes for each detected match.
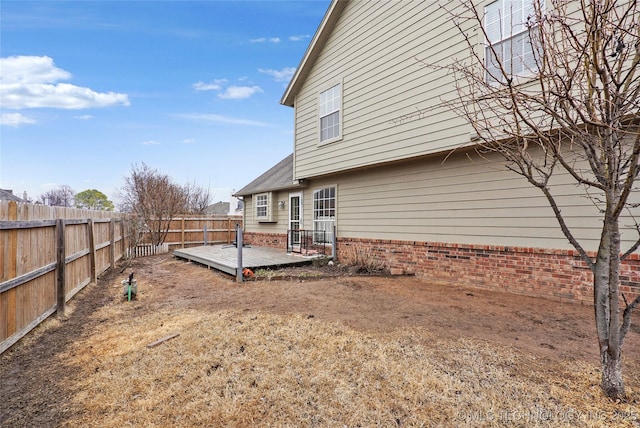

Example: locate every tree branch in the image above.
[620,293,640,347]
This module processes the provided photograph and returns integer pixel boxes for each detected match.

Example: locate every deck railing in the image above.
[287,229,330,256]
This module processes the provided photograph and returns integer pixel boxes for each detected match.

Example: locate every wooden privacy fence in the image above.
[137,216,243,251]
[0,201,127,354]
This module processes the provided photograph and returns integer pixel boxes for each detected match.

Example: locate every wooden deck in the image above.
[172,245,315,276]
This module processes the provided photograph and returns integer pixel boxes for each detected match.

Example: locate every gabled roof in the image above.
[234,154,302,196]
[204,201,230,215]
[280,0,348,107]
[0,189,25,202]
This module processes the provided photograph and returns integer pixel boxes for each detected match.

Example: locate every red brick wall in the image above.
[244,232,288,249]
[338,237,640,305]
[244,231,640,305]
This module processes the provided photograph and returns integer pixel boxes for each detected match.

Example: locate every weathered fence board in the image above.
[135,216,243,251]
[1,204,243,353]
[0,201,128,354]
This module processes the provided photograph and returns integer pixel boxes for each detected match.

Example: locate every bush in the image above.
[340,245,387,274]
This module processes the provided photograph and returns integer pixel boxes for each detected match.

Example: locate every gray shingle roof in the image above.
[235,154,302,196]
[0,189,25,202]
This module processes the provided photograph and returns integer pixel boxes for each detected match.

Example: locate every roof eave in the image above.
[280,0,349,107]
[234,182,306,198]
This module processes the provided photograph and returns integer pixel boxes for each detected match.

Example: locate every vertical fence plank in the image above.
[4,202,18,337]
[56,219,65,316]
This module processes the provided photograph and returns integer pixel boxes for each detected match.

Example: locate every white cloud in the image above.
[0,55,130,110]
[142,140,160,145]
[183,138,195,144]
[0,112,36,127]
[249,37,280,43]
[217,85,263,100]
[193,79,227,91]
[289,34,311,42]
[176,113,269,127]
[258,67,296,82]
[74,115,94,120]
[1,55,70,84]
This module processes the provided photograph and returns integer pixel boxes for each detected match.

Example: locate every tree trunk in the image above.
[601,350,624,399]
[594,216,625,399]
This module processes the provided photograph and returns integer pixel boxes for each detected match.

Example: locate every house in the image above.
[204,194,244,216]
[204,201,230,216]
[236,0,639,303]
[0,189,26,203]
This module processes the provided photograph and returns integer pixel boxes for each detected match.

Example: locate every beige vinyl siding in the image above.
[242,191,290,235]
[301,150,639,252]
[293,0,477,179]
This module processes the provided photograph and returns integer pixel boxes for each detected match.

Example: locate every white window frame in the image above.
[313,186,336,243]
[484,0,541,85]
[254,192,272,222]
[318,82,343,145]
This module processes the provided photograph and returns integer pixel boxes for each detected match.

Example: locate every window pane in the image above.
[313,186,336,243]
[319,84,341,142]
[485,1,501,42]
[485,0,539,84]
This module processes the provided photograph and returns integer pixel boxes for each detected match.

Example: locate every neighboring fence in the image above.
[0,201,128,354]
[126,243,170,258]
[136,216,243,251]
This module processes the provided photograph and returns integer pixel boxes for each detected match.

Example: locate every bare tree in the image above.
[119,164,213,245]
[431,0,639,399]
[120,163,188,246]
[184,180,213,214]
[39,185,75,207]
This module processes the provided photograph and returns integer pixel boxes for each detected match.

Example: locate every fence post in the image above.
[181,217,185,248]
[109,219,116,269]
[87,218,96,283]
[236,225,243,283]
[119,218,125,260]
[56,219,66,316]
[332,225,337,259]
[204,225,208,246]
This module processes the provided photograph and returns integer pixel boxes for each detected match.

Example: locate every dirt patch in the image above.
[151,257,637,363]
[1,254,639,426]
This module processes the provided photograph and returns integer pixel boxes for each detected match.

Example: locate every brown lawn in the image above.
[1,253,638,427]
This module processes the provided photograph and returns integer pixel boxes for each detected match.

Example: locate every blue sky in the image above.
[0,0,330,206]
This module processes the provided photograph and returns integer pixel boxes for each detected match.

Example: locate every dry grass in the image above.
[340,245,388,273]
[53,304,638,427]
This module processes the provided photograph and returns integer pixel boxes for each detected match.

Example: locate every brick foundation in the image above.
[244,232,289,249]
[244,232,640,305]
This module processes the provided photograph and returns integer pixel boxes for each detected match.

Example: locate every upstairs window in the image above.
[485,0,540,84]
[319,83,341,143]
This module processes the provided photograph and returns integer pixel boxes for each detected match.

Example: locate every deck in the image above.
[172,244,315,276]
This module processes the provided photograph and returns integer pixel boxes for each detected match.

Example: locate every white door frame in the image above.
[288,192,303,246]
